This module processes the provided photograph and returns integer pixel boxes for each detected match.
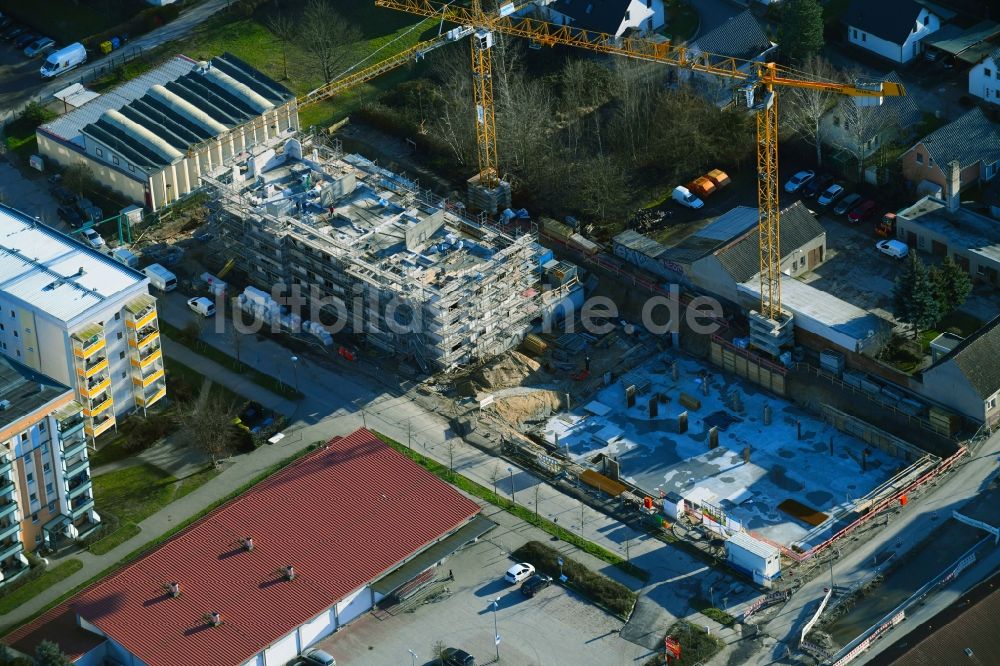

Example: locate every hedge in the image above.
[512,540,637,619]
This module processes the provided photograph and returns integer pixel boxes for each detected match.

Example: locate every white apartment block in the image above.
[0,205,166,441]
[0,354,96,586]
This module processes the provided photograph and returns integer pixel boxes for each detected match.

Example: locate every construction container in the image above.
[819,349,845,376]
[843,370,863,389]
[706,169,731,188]
[568,233,601,256]
[687,175,717,198]
[726,532,780,581]
[898,398,924,416]
[541,217,573,240]
[859,378,881,396]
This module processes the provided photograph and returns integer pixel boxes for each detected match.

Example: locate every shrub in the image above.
[512,541,637,618]
[123,413,174,453]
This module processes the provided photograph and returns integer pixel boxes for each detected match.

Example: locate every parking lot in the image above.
[319,507,651,666]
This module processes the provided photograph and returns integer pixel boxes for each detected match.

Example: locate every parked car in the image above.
[834,192,863,216]
[187,296,216,317]
[687,175,716,198]
[504,562,535,584]
[441,647,476,666]
[671,185,704,209]
[14,32,39,50]
[816,183,845,207]
[3,25,27,42]
[848,200,877,224]
[783,170,815,193]
[57,205,84,228]
[521,573,553,597]
[81,227,104,248]
[876,239,909,259]
[51,184,74,204]
[300,647,336,666]
[802,173,834,198]
[23,37,54,58]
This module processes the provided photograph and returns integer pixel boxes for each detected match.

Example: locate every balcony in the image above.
[0,500,16,520]
[85,415,115,438]
[81,356,109,379]
[67,477,92,500]
[131,327,160,349]
[64,454,89,479]
[131,347,162,369]
[0,521,18,542]
[62,435,87,459]
[80,375,111,399]
[57,410,85,434]
[72,323,105,358]
[0,454,10,476]
[0,539,23,563]
[133,366,165,388]
[84,394,113,418]
[137,383,167,409]
[70,495,94,519]
[0,477,13,497]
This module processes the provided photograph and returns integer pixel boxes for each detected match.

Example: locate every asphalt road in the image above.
[0,0,228,116]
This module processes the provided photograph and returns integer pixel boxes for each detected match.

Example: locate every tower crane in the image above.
[373,0,905,349]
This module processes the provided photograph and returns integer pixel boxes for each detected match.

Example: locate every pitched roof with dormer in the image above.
[914,107,1000,171]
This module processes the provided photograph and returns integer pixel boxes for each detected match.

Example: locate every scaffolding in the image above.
[203,133,543,372]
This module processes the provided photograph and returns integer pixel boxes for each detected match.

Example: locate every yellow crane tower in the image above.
[373,0,906,351]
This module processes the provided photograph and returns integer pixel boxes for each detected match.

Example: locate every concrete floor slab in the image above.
[542,351,901,550]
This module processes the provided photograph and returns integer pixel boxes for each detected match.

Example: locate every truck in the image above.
[876,212,896,237]
[107,247,139,268]
[142,263,177,292]
[40,43,87,79]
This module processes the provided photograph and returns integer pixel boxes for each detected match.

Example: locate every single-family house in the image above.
[900,108,1000,195]
[685,11,777,108]
[542,0,664,37]
[916,315,1000,428]
[845,0,941,64]
[969,48,1000,106]
[822,71,922,162]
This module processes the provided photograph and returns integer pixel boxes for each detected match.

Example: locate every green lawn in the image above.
[93,464,178,525]
[919,311,984,351]
[643,621,724,666]
[174,465,221,500]
[164,356,246,408]
[174,3,436,130]
[0,560,83,614]
[88,522,141,556]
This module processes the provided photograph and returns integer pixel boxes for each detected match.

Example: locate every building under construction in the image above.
[205,136,545,372]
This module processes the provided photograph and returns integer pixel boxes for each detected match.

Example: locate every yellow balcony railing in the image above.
[138,385,167,409]
[130,329,160,349]
[133,367,165,388]
[126,308,157,330]
[84,396,113,418]
[80,357,109,379]
[73,337,105,358]
[79,376,111,399]
[85,416,115,438]
[131,348,162,369]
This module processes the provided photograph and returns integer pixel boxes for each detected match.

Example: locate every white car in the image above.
[817,183,845,207]
[504,562,535,584]
[81,228,104,248]
[672,185,704,209]
[187,297,216,317]
[784,170,815,193]
[876,239,909,259]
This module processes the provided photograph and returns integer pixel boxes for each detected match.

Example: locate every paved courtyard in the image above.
[319,518,651,666]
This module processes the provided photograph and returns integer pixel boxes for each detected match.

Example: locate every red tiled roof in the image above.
[5,429,480,666]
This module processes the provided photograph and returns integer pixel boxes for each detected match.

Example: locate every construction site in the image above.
[202,136,577,372]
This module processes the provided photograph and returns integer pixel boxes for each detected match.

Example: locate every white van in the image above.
[142,263,177,292]
[876,239,909,259]
[672,185,704,209]
[40,43,87,79]
[187,297,215,317]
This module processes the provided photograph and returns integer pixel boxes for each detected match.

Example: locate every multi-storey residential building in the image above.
[0,204,166,441]
[0,353,96,586]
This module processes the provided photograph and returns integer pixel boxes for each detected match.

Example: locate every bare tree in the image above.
[834,72,896,181]
[299,0,361,84]
[608,58,664,166]
[180,396,237,466]
[426,50,475,165]
[267,12,297,81]
[533,483,540,521]
[490,461,502,498]
[783,56,840,167]
[446,439,457,477]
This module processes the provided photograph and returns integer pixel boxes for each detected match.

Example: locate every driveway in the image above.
[0,0,229,118]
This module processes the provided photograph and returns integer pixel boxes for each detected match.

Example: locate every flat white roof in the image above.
[0,205,147,323]
[727,531,779,559]
[53,83,100,109]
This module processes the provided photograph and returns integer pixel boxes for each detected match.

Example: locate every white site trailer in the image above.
[726,531,781,584]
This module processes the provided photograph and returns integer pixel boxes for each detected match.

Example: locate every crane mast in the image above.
[373,0,905,350]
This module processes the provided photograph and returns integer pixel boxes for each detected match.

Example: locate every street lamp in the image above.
[290,355,300,391]
[490,597,501,661]
[407,649,417,666]
[507,467,515,505]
